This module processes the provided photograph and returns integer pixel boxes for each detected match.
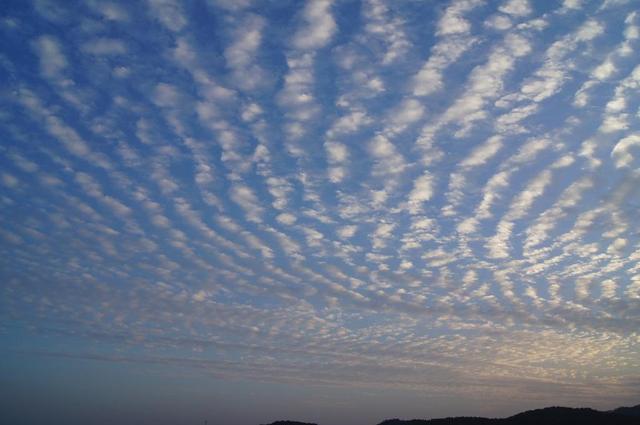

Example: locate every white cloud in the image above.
[8,1,640,402]
[363,0,410,64]
[607,237,627,254]
[437,0,483,35]
[147,0,187,32]
[460,136,503,168]
[265,177,293,210]
[476,170,511,220]
[499,0,532,17]
[486,220,514,258]
[242,103,263,122]
[32,35,67,78]
[224,14,266,90]
[325,141,349,163]
[389,98,425,130]
[293,0,337,50]
[328,110,372,136]
[338,225,357,239]
[230,184,264,223]
[81,38,127,55]
[192,290,208,302]
[505,169,552,221]
[276,213,297,225]
[1,173,19,188]
[407,172,434,214]
[278,53,319,144]
[524,177,592,250]
[600,279,617,298]
[600,114,628,133]
[485,14,513,31]
[562,0,582,10]
[153,83,182,108]
[9,153,38,173]
[413,37,474,96]
[441,33,531,134]
[372,222,395,249]
[575,19,604,42]
[611,134,640,168]
[592,60,616,80]
[33,0,69,23]
[325,141,350,183]
[88,1,130,21]
[368,134,407,178]
[457,217,478,234]
[208,0,253,11]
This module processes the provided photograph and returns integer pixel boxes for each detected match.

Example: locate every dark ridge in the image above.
[260,421,318,425]
[379,418,493,425]
[502,406,634,424]
[610,404,640,417]
[376,405,640,425]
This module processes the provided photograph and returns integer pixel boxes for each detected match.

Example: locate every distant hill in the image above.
[380,418,493,425]
[261,421,318,425]
[378,405,640,425]
[263,404,640,425]
[611,404,640,417]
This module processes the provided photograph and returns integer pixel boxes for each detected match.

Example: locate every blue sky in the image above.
[1,0,640,424]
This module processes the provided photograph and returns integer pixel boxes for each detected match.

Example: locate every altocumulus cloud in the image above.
[1,0,640,423]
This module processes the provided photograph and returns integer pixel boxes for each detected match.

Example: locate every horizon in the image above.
[1,1,640,425]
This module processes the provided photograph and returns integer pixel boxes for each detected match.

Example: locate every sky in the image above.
[1,0,640,424]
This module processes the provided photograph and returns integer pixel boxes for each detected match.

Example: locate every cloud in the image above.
[407,172,434,214]
[485,14,513,31]
[1,173,19,188]
[230,184,264,223]
[368,134,406,177]
[505,169,553,221]
[413,36,475,96]
[499,0,532,17]
[325,141,350,183]
[208,0,253,11]
[33,0,69,23]
[6,1,640,411]
[293,0,336,50]
[372,222,395,249]
[81,38,127,55]
[363,0,411,64]
[562,0,582,10]
[440,33,531,135]
[460,136,504,168]
[32,35,67,78]
[592,60,616,80]
[575,19,604,41]
[337,225,357,239]
[389,98,425,130]
[147,0,187,32]
[87,1,130,22]
[327,109,372,136]
[276,212,297,225]
[437,0,483,35]
[278,53,319,145]
[224,14,266,90]
[611,134,640,168]
[524,177,593,251]
[511,19,603,106]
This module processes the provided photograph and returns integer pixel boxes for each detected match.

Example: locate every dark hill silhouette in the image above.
[379,418,493,425]
[263,404,640,425]
[261,421,318,425]
[377,405,640,425]
[611,404,640,417]
[502,406,633,424]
